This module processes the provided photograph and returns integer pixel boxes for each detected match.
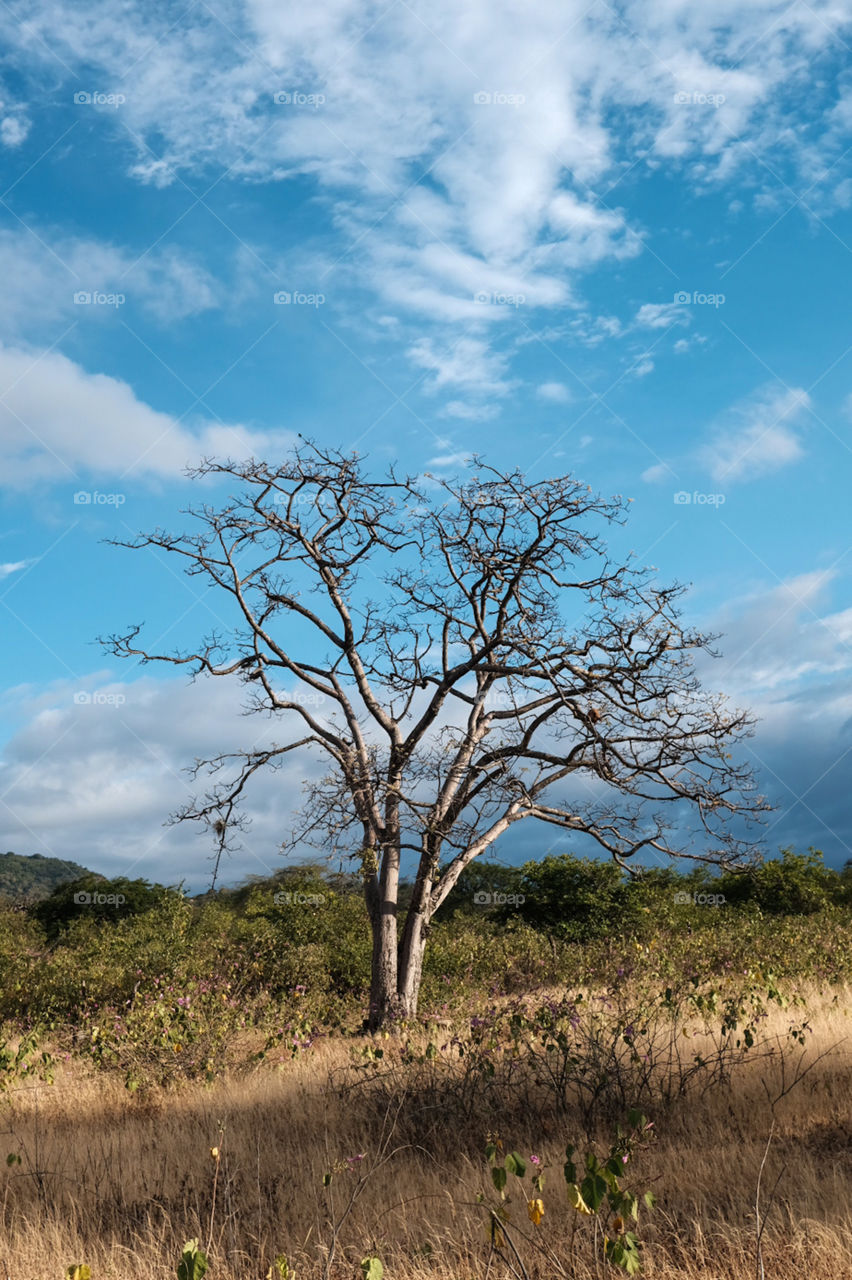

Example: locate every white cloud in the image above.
[2,0,849,332]
[442,401,500,421]
[536,381,572,403]
[693,570,852,860]
[427,451,472,467]
[700,383,811,483]
[0,114,29,147]
[0,228,221,342]
[408,336,515,398]
[564,314,624,347]
[0,1,847,442]
[0,344,294,488]
[641,463,670,483]
[635,302,690,330]
[708,569,848,692]
[0,675,323,888]
[0,559,33,578]
[0,80,30,148]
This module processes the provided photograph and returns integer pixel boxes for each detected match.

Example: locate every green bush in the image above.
[33,875,183,940]
[718,848,841,915]
[0,850,847,1081]
[435,860,525,919]
[504,854,641,941]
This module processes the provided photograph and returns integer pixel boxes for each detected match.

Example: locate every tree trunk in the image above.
[366,831,434,1030]
[397,907,427,1019]
[366,835,408,1030]
[367,909,428,1030]
[368,905,406,1029]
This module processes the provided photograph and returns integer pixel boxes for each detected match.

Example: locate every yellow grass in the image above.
[2,987,852,1279]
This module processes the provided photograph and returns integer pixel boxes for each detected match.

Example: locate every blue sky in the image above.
[1,0,851,889]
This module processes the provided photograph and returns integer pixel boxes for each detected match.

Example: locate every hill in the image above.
[0,851,94,902]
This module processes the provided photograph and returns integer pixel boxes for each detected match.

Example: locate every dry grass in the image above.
[2,989,852,1279]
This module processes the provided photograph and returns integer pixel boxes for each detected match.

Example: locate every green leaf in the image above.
[177,1239,209,1280]
[606,1233,642,1275]
[491,1166,507,1194]
[621,1190,639,1221]
[322,1172,332,1186]
[643,1190,657,1210]
[266,1258,294,1280]
[580,1170,608,1213]
[360,1257,383,1280]
[504,1152,526,1178]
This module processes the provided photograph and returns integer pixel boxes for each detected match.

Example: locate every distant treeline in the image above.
[441,847,852,938]
[1,847,851,1037]
[16,846,852,944]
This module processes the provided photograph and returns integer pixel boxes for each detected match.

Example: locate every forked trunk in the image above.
[367,905,429,1030]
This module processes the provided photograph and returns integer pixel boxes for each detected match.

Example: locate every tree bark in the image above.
[367,907,428,1029]
[397,907,427,1019]
[368,904,405,1028]
[367,851,431,1029]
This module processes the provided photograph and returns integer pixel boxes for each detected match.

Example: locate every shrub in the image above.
[504,855,639,941]
[718,847,840,915]
[33,875,183,939]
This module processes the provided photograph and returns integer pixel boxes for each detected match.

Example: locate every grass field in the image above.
[2,982,851,1279]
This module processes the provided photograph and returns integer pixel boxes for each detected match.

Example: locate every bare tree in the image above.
[103,443,765,1028]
